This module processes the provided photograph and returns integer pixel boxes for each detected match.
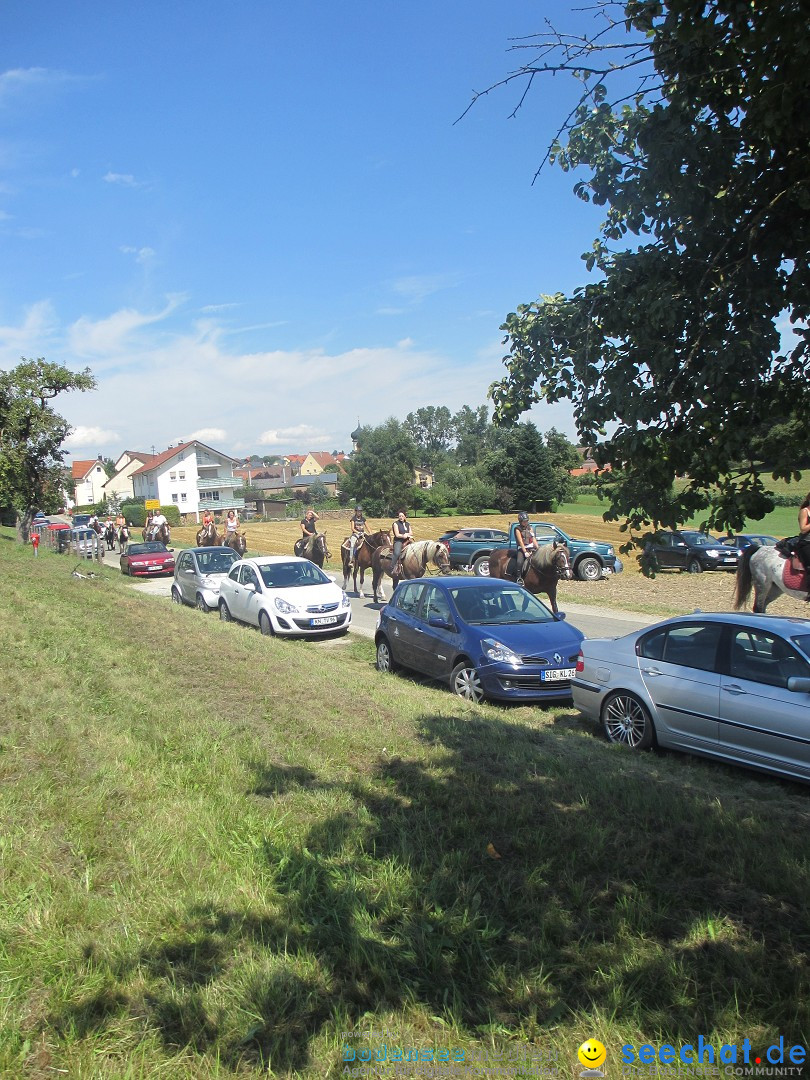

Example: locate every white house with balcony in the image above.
[130,441,243,522]
[100,450,156,503]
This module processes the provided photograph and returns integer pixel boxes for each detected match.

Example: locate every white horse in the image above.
[734,544,809,613]
[370,539,452,604]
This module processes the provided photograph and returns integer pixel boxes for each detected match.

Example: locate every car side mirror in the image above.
[244,582,256,593]
[787,677,810,693]
[184,568,195,574]
[554,612,567,621]
[428,615,454,631]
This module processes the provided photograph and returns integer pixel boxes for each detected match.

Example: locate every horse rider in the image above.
[515,511,538,586]
[224,509,239,542]
[391,509,413,576]
[348,504,367,568]
[797,492,810,599]
[151,509,169,542]
[202,508,214,529]
[300,508,320,557]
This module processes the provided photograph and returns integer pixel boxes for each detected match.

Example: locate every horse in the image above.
[734,543,809,613]
[223,531,247,557]
[340,529,392,597]
[104,522,117,550]
[143,522,171,546]
[488,542,573,615]
[294,532,330,568]
[117,525,129,553]
[370,539,452,604]
[196,521,220,547]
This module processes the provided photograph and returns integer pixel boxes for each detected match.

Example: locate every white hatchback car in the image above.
[218,556,352,637]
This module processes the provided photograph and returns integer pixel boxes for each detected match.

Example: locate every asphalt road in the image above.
[129,576,658,640]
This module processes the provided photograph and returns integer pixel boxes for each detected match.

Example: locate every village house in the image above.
[71,457,109,506]
[100,451,156,503]
[131,440,242,523]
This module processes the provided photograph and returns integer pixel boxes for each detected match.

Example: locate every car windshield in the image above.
[449,585,554,625]
[680,531,720,546]
[258,561,330,588]
[197,551,239,573]
[128,543,166,554]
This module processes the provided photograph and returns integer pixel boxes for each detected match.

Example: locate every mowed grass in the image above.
[2,534,810,1077]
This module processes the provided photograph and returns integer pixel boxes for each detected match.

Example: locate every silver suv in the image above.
[172,546,241,612]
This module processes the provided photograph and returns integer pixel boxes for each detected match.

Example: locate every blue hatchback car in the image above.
[375,576,584,703]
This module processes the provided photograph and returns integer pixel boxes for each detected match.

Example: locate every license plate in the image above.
[311,616,338,627]
[541,668,575,682]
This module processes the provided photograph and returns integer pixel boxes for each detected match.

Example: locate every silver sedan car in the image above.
[572,612,810,783]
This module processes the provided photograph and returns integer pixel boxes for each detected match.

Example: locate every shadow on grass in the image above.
[52,712,810,1071]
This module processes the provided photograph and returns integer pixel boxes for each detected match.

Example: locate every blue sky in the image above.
[1,1,609,462]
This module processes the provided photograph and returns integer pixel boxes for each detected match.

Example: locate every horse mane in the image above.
[530,544,566,571]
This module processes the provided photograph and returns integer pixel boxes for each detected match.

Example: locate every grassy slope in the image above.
[2,535,810,1077]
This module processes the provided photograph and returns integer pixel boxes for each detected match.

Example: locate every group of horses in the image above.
[195,521,248,557]
[293,524,807,614]
[291,527,576,608]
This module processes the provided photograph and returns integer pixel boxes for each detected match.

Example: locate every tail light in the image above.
[575,651,585,673]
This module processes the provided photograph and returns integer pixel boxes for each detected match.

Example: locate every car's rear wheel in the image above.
[686,558,703,574]
[219,601,233,622]
[259,611,274,636]
[196,593,210,613]
[576,556,602,581]
[602,692,655,750]
[171,586,182,605]
[451,662,485,703]
[472,556,491,577]
[376,637,397,673]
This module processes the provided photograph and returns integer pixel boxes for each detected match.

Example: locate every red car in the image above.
[120,541,176,576]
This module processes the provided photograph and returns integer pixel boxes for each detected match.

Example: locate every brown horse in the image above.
[370,539,451,604]
[117,525,129,552]
[294,532,330,568]
[223,531,248,557]
[488,543,572,614]
[143,522,171,546]
[341,529,391,597]
[196,521,220,546]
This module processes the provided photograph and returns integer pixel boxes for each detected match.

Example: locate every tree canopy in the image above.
[483,0,810,532]
[341,419,418,516]
[0,358,96,540]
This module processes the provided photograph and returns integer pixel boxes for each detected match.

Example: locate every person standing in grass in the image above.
[797,492,810,598]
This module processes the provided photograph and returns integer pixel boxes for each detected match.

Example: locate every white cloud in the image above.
[0,301,58,359]
[64,425,119,449]
[180,428,227,444]
[391,272,462,304]
[67,295,185,358]
[120,245,156,264]
[103,171,139,187]
[257,425,330,447]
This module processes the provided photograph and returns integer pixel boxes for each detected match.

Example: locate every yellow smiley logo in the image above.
[577,1039,607,1069]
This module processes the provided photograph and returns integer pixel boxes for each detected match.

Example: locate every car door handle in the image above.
[723,684,747,695]
[641,667,663,676]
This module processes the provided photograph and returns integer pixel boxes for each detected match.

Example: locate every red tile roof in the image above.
[71,459,97,480]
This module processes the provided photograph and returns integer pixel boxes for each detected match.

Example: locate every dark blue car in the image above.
[375,576,584,704]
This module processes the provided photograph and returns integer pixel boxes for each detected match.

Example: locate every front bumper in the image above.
[477,660,576,702]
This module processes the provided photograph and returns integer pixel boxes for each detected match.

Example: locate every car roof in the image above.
[644,611,810,634]
[187,546,238,554]
[244,555,310,566]
[402,575,522,591]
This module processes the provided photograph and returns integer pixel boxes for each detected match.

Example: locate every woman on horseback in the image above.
[391,509,413,576]
[300,509,319,557]
[348,505,367,568]
[516,511,538,585]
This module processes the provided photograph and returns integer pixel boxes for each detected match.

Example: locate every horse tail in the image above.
[733,547,754,610]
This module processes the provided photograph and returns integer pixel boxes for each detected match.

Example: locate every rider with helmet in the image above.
[348,505,367,568]
[516,511,537,585]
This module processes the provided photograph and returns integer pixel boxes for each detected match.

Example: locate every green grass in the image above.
[2,534,810,1077]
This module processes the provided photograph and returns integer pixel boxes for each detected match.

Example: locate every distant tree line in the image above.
[339,405,583,517]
